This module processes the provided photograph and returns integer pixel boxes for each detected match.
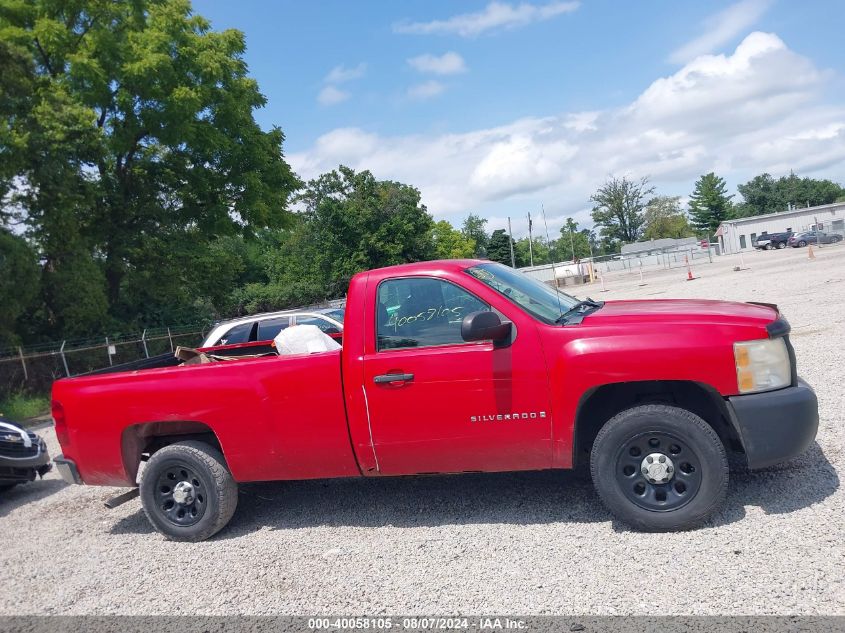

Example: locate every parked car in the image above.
[753,232,793,250]
[788,231,843,247]
[0,416,52,491]
[52,260,818,540]
[201,307,345,347]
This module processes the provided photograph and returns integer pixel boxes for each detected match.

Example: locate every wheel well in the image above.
[121,421,224,484]
[573,381,744,469]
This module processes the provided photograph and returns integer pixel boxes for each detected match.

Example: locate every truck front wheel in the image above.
[590,404,728,531]
[140,440,238,542]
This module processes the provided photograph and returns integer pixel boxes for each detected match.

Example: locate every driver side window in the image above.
[376,278,488,351]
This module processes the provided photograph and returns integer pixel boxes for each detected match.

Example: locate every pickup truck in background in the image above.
[52,260,819,541]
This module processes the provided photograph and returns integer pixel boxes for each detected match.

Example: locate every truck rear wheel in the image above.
[590,404,728,531]
[140,440,238,542]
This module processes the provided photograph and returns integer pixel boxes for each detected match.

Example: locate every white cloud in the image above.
[669,0,772,64]
[317,85,350,106]
[408,80,446,100]
[292,32,845,232]
[394,1,580,38]
[408,52,468,75]
[324,63,367,84]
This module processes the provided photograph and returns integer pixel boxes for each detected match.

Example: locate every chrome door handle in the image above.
[373,373,415,384]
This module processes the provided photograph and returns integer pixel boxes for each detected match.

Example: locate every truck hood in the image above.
[583,299,777,328]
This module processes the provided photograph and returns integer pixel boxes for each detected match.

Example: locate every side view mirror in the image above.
[461,310,512,345]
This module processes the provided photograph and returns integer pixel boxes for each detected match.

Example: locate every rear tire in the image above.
[765,244,773,250]
[799,240,807,247]
[140,440,238,542]
[777,242,786,249]
[590,404,728,532]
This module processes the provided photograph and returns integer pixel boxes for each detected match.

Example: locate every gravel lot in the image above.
[1,245,843,615]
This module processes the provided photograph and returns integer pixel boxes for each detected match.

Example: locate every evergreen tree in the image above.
[486,229,515,266]
[688,173,734,236]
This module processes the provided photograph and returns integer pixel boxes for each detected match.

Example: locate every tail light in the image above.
[52,400,70,449]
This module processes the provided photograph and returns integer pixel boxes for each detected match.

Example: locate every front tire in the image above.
[590,404,728,532]
[140,440,238,542]
[777,242,786,249]
[765,244,773,250]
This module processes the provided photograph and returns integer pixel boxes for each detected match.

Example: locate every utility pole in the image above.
[527,211,534,267]
[569,221,576,262]
[507,217,516,268]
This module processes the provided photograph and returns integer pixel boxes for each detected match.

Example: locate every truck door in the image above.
[362,276,553,475]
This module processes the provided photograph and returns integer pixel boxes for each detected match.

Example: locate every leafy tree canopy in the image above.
[431,220,476,259]
[735,172,845,217]
[461,213,489,257]
[642,196,694,240]
[590,175,654,249]
[0,0,299,337]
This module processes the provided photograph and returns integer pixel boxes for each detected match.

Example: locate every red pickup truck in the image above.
[52,260,818,541]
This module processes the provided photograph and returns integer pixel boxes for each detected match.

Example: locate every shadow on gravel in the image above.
[710,441,839,528]
[109,441,838,539]
[111,469,609,538]
[0,478,68,519]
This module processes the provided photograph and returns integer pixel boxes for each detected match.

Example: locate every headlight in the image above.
[734,338,791,394]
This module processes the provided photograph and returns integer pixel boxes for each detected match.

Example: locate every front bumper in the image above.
[53,455,83,485]
[726,379,819,470]
[0,445,52,484]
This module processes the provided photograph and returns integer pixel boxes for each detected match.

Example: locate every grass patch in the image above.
[0,393,50,424]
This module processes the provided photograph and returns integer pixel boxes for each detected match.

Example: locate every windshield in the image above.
[465,262,579,324]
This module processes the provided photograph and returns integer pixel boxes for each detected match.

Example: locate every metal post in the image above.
[167,328,174,352]
[141,329,149,358]
[106,337,112,366]
[507,217,516,268]
[59,340,70,377]
[18,346,28,381]
[527,212,534,267]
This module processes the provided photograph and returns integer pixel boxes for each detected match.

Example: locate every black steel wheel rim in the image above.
[615,431,703,512]
[155,463,207,526]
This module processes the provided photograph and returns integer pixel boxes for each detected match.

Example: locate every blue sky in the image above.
[193,0,845,236]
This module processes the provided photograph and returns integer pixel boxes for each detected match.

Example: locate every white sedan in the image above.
[201,307,345,348]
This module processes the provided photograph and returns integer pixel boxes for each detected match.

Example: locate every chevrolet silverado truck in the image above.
[51,260,819,541]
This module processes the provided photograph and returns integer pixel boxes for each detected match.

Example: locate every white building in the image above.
[715,202,845,253]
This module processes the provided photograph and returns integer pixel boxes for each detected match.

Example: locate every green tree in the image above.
[590,176,654,248]
[736,172,844,216]
[461,213,489,257]
[238,167,437,313]
[688,173,734,236]
[431,220,476,259]
[642,196,694,240]
[486,229,515,265]
[514,236,553,267]
[0,230,39,346]
[1,0,299,339]
[558,218,592,260]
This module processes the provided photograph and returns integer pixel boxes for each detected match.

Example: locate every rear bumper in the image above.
[726,379,819,470]
[54,455,83,485]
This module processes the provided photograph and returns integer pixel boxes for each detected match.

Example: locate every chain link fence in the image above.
[0,324,208,398]
[520,243,717,285]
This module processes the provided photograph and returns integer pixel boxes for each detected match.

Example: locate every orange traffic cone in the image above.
[808,243,816,260]
[685,255,696,281]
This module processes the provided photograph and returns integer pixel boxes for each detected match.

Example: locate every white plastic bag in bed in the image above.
[273,324,341,355]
